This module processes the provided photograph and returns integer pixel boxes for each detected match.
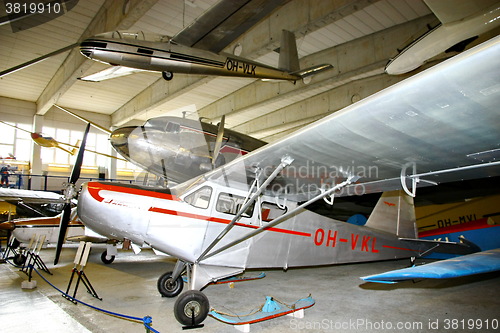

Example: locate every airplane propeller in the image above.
[54,123,90,265]
[212,115,225,168]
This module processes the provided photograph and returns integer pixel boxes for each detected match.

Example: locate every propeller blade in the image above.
[212,115,225,168]
[54,203,71,265]
[54,123,90,265]
[69,123,90,184]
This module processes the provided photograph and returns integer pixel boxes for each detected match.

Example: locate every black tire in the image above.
[13,253,26,266]
[157,271,184,297]
[101,250,115,264]
[174,290,209,326]
[162,71,173,80]
[11,238,20,249]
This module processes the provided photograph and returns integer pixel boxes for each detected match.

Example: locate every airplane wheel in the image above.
[157,271,183,297]
[11,238,20,249]
[174,290,209,326]
[101,250,115,264]
[13,253,26,266]
[162,71,173,80]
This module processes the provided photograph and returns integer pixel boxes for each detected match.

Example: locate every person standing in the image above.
[1,164,10,187]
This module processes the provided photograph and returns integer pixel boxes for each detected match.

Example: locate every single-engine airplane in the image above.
[56,37,500,327]
[78,29,333,82]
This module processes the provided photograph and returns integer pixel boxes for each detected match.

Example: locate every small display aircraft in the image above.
[385,0,500,74]
[54,37,500,327]
[0,120,124,161]
[78,29,333,82]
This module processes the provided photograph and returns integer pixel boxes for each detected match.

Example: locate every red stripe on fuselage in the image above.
[87,182,178,202]
[418,218,496,237]
[88,182,310,238]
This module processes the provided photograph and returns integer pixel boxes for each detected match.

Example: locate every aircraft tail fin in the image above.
[278,30,300,72]
[279,30,333,79]
[365,190,417,239]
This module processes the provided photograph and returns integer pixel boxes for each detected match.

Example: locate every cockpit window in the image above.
[184,186,212,209]
[165,121,180,133]
[216,193,254,217]
[96,31,170,43]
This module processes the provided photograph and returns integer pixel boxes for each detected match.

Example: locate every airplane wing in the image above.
[360,248,500,283]
[78,66,148,82]
[173,0,290,53]
[0,188,64,204]
[189,36,500,202]
[424,0,498,25]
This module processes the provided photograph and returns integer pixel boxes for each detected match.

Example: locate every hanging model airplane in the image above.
[51,37,500,327]
[0,120,125,161]
[385,0,500,74]
[78,29,333,82]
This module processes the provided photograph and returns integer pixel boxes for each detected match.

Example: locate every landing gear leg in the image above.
[174,290,208,328]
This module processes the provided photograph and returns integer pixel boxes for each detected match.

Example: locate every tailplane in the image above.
[278,30,333,80]
[278,30,300,72]
[365,190,417,238]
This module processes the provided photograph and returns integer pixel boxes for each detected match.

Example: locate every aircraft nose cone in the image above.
[0,222,15,231]
[110,126,136,159]
[110,127,134,147]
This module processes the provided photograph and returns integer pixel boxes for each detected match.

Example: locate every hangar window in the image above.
[184,186,212,209]
[216,192,254,217]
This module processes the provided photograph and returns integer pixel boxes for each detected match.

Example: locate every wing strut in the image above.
[195,155,294,263]
[197,174,360,263]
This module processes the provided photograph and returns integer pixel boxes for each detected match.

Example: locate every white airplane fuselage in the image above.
[78,181,420,274]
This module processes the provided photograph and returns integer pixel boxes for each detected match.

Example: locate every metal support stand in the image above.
[21,235,51,275]
[64,241,102,303]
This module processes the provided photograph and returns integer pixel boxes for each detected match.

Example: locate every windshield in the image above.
[95,31,170,43]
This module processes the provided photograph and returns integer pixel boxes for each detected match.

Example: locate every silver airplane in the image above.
[60,37,500,327]
[54,105,265,185]
[109,116,266,184]
[78,29,333,82]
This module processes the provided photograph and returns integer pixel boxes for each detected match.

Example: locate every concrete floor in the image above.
[1,245,499,333]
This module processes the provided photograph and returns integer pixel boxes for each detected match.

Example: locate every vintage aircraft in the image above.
[109,115,266,184]
[54,37,500,327]
[78,29,333,82]
[385,0,500,74]
[55,104,267,185]
[0,212,121,265]
[0,120,124,161]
